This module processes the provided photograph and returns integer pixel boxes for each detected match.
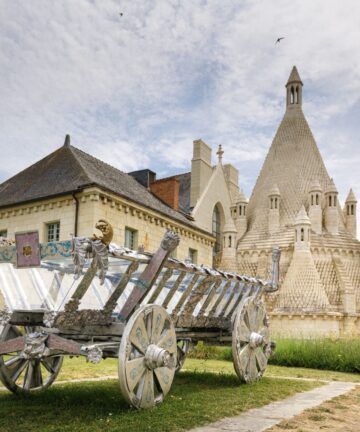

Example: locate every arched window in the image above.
[301,228,304,241]
[316,194,319,205]
[212,206,221,253]
[311,195,314,206]
[290,86,294,104]
[329,196,332,207]
[239,206,242,216]
[274,198,278,209]
[228,236,232,248]
[270,198,273,209]
[351,204,354,215]
[333,195,337,206]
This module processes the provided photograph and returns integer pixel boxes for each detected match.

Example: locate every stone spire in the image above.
[277,205,329,313]
[345,188,357,238]
[294,205,311,251]
[308,179,323,234]
[243,67,333,237]
[232,189,248,241]
[286,66,303,108]
[216,144,224,164]
[220,217,237,271]
[324,178,339,235]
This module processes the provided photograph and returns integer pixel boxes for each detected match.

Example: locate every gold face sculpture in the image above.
[91,219,114,246]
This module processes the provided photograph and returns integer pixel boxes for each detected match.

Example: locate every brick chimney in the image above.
[150,176,180,210]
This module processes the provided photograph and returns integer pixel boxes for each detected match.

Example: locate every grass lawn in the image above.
[0,357,321,432]
[184,358,360,383]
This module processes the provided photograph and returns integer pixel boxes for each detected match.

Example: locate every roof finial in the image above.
[64,134,70,147]
[216,144,224,164]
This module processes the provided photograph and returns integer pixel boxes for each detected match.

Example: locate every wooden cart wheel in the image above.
[232,296,271,383]
[118,304,177,409]
[175,339,192,372]
[0,324,63,394]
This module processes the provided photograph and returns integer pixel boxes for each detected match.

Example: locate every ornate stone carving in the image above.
[22,332,50,360]
[160,230,180,253]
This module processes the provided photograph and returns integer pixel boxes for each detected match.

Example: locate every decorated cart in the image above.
[0,222,280,409]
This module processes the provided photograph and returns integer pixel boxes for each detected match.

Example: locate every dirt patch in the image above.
[267,385,360,431]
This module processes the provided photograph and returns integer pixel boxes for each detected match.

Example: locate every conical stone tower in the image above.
[235,66,360,337]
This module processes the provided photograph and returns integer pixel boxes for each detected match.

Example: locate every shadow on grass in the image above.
[0,371,318,432]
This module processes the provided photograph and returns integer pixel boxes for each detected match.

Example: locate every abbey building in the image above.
[221,66,360,337]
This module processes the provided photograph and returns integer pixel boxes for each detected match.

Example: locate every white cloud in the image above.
[0,0,360,230]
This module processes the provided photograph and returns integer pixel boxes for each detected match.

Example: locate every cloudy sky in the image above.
[1,1,359,214]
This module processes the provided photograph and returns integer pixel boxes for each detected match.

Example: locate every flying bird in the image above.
[275,37,285,44]
[119,12,123,16]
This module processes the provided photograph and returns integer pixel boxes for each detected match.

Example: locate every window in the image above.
[311,195,314,206]
[46,222,60,242]
[290,86,294,104]
[329,196,332,207]
[212,206,221,253]
[124,227,138,250]
[301,228,304,241]
[316,194,319,205]
[0,230,7,238]
[188,248,198,264]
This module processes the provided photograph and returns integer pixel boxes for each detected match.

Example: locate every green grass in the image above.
[0,372,319,432]
[189,338,360,374]
[270,338,360,373]
[184,358,360,383]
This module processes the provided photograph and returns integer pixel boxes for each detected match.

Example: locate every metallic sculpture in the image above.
[0,221,280,408]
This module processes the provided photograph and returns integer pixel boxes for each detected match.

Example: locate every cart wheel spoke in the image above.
[151,307,166,345]
[248,351,258,380]
[139,370,154,409]
[255,347,267,371]
[32,361,43,388]
[11,359,29,382]
[129,312,150,354]
[5,355,22,368]
[239,321,251,342]
[154,367,175,394]
[126,357,146,392]
[41,358,57,375]
[23,361,34,390]
[246,303,256,331]
[119,304,177,409]
[232,296,270,383]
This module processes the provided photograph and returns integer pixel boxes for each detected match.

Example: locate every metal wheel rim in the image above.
[0,324,63,394]
[232,296,270,383]
[118,304,177,409]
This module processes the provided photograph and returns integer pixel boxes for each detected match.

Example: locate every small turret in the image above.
[294,206,311,251]
[345,188,357,238]
[324,179,339,235]
[231,189,248,240]
[268,184,280,233]
[220,217,237,271]
[308,179,322,234]
[286,66,303,110]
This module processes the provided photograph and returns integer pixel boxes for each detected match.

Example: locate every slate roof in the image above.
[0,141,205,231]
[178,172,191,214]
